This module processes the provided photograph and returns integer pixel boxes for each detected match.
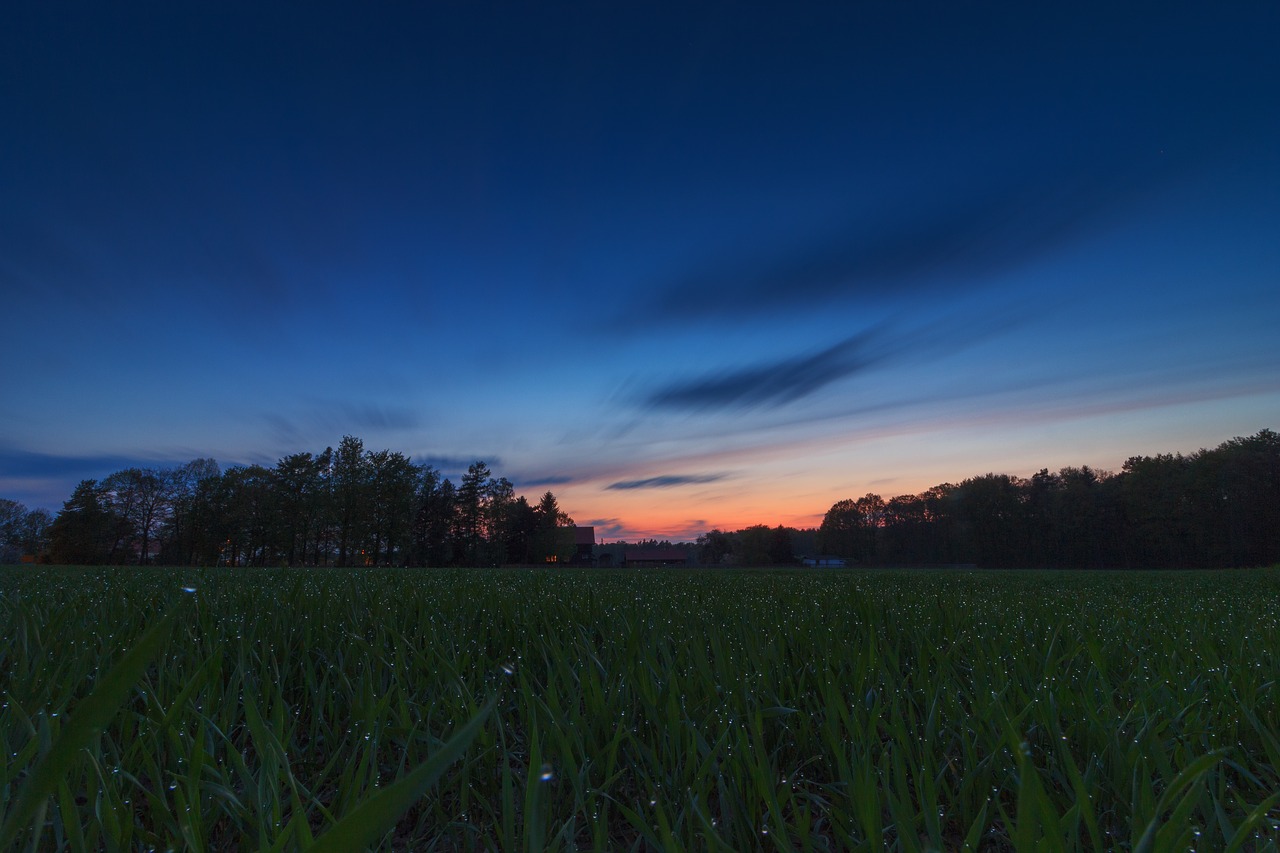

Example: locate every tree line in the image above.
[0,500,52,564]
[11,436,576,567]
[812,429,1279,569]
[4,428,1277,569]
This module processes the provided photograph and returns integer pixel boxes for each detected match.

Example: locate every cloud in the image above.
[644,330,883,412]
[0,445,212,511]
[0,447,163,479]
[646,150,1175,322]
[415,455,503,475]
[583,518,629,538]
[512,474,577,488]
[263,402,423,446]
[338,403,420,431]
[606,474,727,490]
[641,312,1019,414]
[582,517,709,542]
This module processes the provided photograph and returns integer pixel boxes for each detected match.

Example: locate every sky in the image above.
[3,3,1278,541]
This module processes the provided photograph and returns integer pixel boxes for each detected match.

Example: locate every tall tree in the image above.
[367,449,418,566]
[531,490,574,563]
[159,459,220,565]
[736,524,781,566]
[818,494,882,561]
[410,469,454,567]
[1213,429,1280,566]
[478,476,517,566]
[48,480,118,564]
[17,508,52,558]
[1120,453,1193,568]
[455,461,491,566]
[271,452,331,566]
[696,528,733,566]
[102,468,174,564]
[881,494,932,564]
[332,436,371,566]
[218,465,276,566]
[0,500,47,562]
[951,474,1028,568]
[501,495,539,564]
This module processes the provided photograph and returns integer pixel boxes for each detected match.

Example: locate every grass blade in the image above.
[1132,749,1226,853]
[305,700,492,853]
[0,608,178,851]
[1224,792,1280,853]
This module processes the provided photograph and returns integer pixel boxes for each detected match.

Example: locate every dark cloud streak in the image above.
[512,474,576,488]
[606,474,727,490]
[263,403,422,446]
[0,447,161,480]
[649,151,1183,321]
[642,312,1020,413]
[645,330,882,412]
[414,455,503,475]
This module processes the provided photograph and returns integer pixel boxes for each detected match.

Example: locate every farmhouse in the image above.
[571,526,595,565]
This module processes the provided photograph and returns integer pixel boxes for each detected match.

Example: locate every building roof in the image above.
[573,526,595,546]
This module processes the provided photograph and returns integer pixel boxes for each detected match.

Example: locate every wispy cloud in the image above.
[0,445,208,511]
[641,312,1019,414]
[339,403,420,431]
[606,474,727,490]
[583,518,629,539]
[414,455,503,475]
[263,402,423,446]
[644,330,882,412]
[512,474,577,488]
[582,517,710,542]
[0,446,162,479]
[646,151,1175,322]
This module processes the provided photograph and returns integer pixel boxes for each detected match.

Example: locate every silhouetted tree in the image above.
[332,436,372,566]
[730,525,793,565]
[270,452,327,566]
[1213,429,1280,566]
[102,467,174,564]
[410,467,454,566]
[696,529,733,565]
[1120,453,1194,568]
[480,476,518,567]
[32,428,1280,570]
[159,459,220,566]
[531,490,574,563]
[48,480,118,564]
[455,461,491,566]
[819,494,882,561]
[501,495,539,564]
[0,499,26,563]
[881,493,933,564]
[0,500,50,562]
[367,449,418,565]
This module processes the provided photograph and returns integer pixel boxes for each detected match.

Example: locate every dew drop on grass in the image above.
[182,587,197,594]
[540,763,554,781]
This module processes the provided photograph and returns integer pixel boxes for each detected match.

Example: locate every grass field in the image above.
[2,566,1278,851]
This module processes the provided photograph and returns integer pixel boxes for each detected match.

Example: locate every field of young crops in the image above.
[2,566,1278,851]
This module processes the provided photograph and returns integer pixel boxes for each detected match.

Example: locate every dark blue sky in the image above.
[4,3,1278,538]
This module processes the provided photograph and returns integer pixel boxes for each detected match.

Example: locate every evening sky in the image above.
[3,2,1278,539]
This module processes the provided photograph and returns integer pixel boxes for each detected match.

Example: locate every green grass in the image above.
[2,566,1278,851]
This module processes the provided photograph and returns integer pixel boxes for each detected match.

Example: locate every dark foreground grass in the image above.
[2,566,1278,851]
